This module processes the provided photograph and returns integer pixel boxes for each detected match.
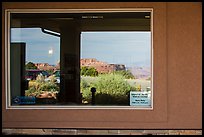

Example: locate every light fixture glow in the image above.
[48,49,53,55]
[145,15,150,18]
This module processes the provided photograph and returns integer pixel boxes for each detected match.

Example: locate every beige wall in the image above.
[166,2,202,128]
[2,2,202,129]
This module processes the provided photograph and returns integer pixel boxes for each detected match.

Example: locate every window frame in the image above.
[5,8,154,110]
[2,4,168,129]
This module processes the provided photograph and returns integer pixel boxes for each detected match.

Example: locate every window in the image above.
[6,10,153,109]
[80,31,152,107]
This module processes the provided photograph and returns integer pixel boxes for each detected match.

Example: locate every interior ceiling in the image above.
[10,12,151,33]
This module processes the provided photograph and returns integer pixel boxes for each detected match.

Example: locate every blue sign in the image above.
[130,91,151,106]
[13,96,36,105]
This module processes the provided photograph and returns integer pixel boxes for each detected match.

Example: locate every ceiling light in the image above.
[145,15,150,18]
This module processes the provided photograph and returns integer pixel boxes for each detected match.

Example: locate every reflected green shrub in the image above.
[81,66,98,77]
[81,73,136,105]
[80,79,92,103]
[25,75,59,97]
[94,74,131,105]
[111,70,135,79]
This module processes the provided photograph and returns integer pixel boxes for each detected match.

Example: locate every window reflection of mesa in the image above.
[28,61,60,72]
[80,58,125,74]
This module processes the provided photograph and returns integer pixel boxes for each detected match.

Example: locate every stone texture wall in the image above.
[2,129,202,135]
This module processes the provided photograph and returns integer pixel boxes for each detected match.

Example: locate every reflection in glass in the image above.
[10,27,60,105]
[80,32,151,106]
[9,12,152,107]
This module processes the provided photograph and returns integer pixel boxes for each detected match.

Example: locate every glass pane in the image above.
[9,12,152,108]
[10,14,60,106]
[80,32,152,107]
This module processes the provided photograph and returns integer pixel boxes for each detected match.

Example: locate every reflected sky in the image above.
[81,31,151,67]
[11,28,151,67]
[11,28,60,65]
